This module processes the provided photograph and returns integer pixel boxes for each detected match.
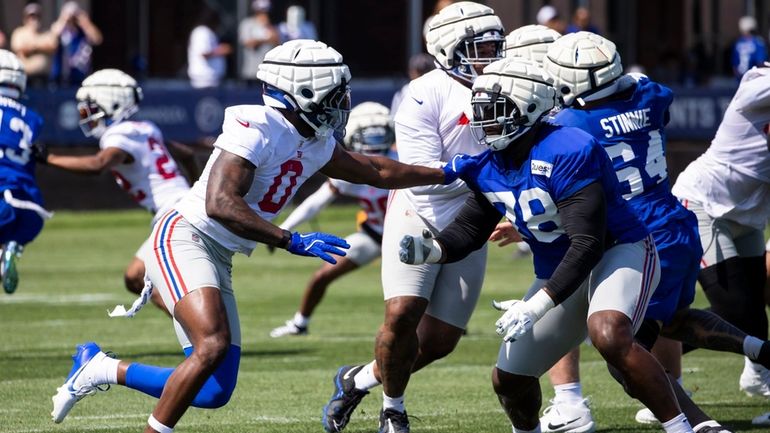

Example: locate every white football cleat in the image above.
[739,360,770,398]
[269,320,308,338]
[51,342,111,423]
[540,399,595,433]
[634,408,658,425]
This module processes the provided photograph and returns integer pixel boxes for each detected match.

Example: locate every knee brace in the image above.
[699,257,768,339]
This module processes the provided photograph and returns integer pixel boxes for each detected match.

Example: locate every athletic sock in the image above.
[353,361,380,390]
[553,382,583,405]
[744,336,764,360]
[77,352,119,387]
[661,413,693,433]
[382,393,405,413]
[125,363,174,398]
[101,356,120,385]
[293,312,310,328]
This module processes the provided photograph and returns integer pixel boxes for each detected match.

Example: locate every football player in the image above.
[0,49,49,294]
[37,69,195,314]
[671,60,770,427]
[535,32,768,433]
[49,39,455,433]
[269,102,395,338]
[322,3,504,432]
[401,57,696,433]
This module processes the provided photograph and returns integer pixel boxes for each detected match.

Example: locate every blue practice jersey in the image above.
[0,96,43,186]
[553,77,690,231]
[462,124,648,279]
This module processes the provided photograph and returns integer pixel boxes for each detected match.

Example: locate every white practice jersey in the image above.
[393,69,487,230]
[330,178,390,235]
[101,120,190,221]
[176,105,337,255]
[672,66,770,229]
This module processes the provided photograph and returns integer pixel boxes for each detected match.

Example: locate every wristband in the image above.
[527,289,556,321]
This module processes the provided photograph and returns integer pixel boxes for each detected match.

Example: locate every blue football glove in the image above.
[287,232,350,264]
[442,153,474,185]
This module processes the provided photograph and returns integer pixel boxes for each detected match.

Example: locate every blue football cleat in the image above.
[322,365,369,432]
[51,342,111,423]
[1,241,21,294]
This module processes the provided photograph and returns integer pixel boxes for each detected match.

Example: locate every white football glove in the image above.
[399,229,443,265]
[493,290,555,342]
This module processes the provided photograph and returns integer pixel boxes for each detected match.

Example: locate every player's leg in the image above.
[51,213,241,431]
[539,348,593,433]
[0,185,45,294]
[271,231,377,338]
[126,237,169,315]
[493,278,591,432]
[323,191,435,433]
[765,238,770,308]
[587,237,694,432]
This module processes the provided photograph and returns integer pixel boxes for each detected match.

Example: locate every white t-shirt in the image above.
[101,120,190,222]
[176,105,337,255]
[393,69,487,230]
[187,25,225,88]
[672,66,770,229]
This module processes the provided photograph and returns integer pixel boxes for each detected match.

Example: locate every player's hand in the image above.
[399,229,443,265]
[493,299,535,342]
[31,141,48,164]
[442,153,474,184]
[488,221,523,247]
[287,232,349,264]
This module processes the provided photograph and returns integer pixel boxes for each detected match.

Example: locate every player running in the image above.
[38,69,195,314]
[322,3,504,432]
[400,57,697,433]
[270,102,395,338]
[0,49,49,294]
[50,39,456,433]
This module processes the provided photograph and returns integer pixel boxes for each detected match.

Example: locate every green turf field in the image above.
[1,207,769,432]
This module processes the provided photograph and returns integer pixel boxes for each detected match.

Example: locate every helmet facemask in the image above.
[452,30,505,84]
[77,99,109,138]
[347,124,394,155]
[470,87,529,151]
[299,83,351,140]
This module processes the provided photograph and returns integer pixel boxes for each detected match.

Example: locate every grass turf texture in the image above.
[1,207,769,432]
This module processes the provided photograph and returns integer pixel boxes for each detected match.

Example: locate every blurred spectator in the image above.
[188,7,232,88]
[731,16,767,79]
[566,7,600,35]
[390,53,435,114]
[49,1,102,87]
[423,0,455,39]
[536,5,567,34]
[239,0,279,83]
[11,3,59,88]
[0,30,6,48]
[278,5,317,42]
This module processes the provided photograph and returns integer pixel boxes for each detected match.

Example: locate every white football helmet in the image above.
[0,50,27,100]
[542,31,623,106]
[504,25,561,65]
[470,58,556,151]
[257,39,352,139]
[76,69,143,138]
[343,102,394,155]
[425,1,505,85]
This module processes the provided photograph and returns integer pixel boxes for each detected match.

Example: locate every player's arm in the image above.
[205,150,289,247]
[542,181,607,305]
[433,190,502,262]
[279,181,338,231]
[320,143,446,189]
[166,140,202,183]
[45,147,131,175]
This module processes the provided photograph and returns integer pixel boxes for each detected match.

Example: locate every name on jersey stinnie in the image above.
[600,108,651,138]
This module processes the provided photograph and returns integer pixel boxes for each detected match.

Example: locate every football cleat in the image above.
[378,408,410,433]
[739,362,770,398]
[752,412,770,426]
[1,241,22,294]
[269,320,308,338]
[540,399,595,433]
[322,365,370,432]
[695,426,733,433]
[51,342,112,423]
[634,408,658,425]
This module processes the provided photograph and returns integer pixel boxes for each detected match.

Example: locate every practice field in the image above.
[1,207,769,433]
